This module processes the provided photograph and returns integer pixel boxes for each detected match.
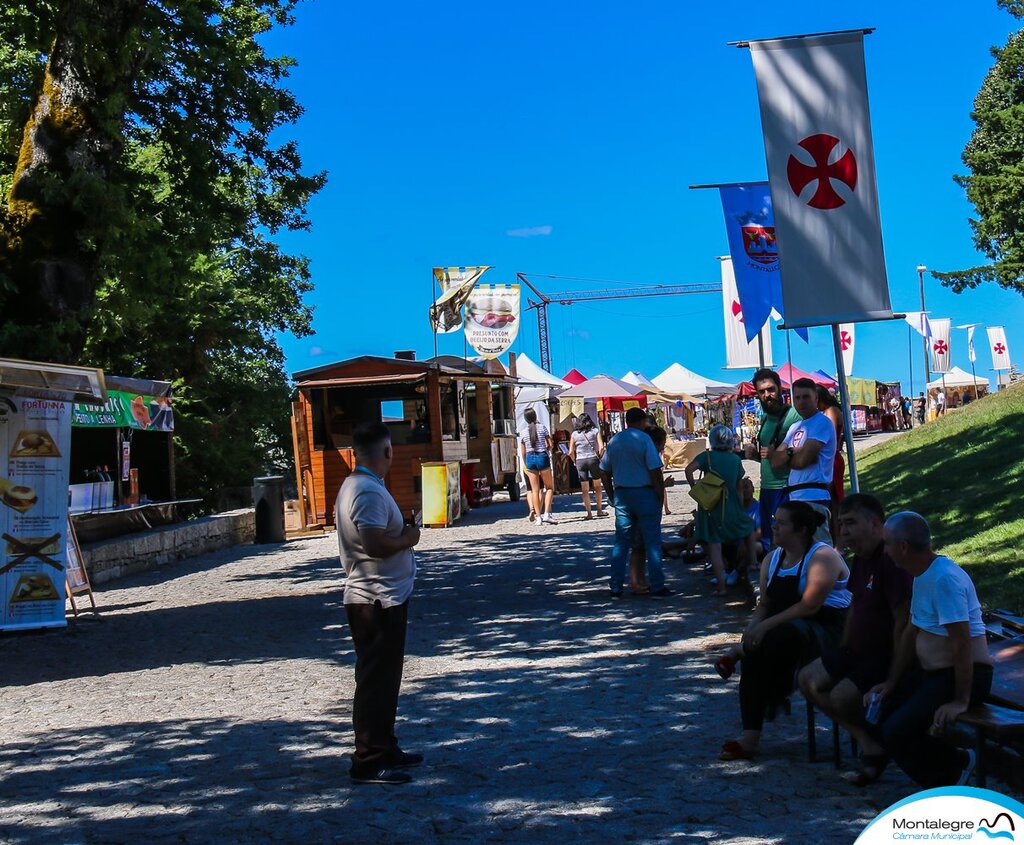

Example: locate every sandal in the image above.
[583,514,593,520]
[596,510,608,517]
[714,654,738,680]
[719,740,757,761]
[846,754,890,787]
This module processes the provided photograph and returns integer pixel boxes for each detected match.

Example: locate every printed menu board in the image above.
[0,390,71,630]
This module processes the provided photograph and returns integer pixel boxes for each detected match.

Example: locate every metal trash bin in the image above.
[252,475,286,543]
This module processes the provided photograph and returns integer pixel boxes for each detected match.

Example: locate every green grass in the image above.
[852,381,1024,613]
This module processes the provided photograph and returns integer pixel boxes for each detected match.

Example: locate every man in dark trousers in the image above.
[335,421,422,784]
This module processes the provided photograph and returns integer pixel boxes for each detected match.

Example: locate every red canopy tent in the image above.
[562,368,588,385]
[777,363,837,389]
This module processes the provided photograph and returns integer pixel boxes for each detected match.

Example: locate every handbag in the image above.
[690,451,727,512]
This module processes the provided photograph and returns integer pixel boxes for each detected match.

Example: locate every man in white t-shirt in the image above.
[336,421,421,785]
[866,512,993,787]
[768,377,836,543]
[936,389,947,416]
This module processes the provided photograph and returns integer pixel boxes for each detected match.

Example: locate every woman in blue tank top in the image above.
[714,500,851,760]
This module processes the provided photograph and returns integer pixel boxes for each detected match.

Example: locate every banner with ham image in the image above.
[464,284,520,360]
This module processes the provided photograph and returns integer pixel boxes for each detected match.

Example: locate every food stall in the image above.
[291,354,519,528]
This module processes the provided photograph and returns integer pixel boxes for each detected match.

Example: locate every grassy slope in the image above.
[854,380,1024,614]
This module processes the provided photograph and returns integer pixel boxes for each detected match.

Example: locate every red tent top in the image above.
[777,363,836,389]
[562,368,588,385]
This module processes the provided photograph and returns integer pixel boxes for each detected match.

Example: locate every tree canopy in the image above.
[936,0,1024,294]
[0,1,324,499]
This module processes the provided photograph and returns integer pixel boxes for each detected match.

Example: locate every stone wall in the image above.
[82,509,255,585]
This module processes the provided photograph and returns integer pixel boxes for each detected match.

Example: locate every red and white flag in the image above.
[987,326,1011,370]
[749,32,892,329]
[720,257,773,369]
[839,323,855,375]
[930,318,951,374]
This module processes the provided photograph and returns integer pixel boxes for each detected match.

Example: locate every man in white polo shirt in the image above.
[769,377,836,544]
[336,421,422,785]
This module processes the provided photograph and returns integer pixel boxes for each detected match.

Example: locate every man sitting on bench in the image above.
[797,494,912,785]
[867,512,993,787]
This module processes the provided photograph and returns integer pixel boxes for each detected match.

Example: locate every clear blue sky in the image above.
[264,1,1024,392]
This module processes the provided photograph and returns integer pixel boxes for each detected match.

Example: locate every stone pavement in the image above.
[0,473,975,845]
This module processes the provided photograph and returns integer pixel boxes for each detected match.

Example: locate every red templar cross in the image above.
[994,342,1006,355]
[732,300,744,323]
[933,340,948,355]
[841,330,852,351]
[787,134,858,210]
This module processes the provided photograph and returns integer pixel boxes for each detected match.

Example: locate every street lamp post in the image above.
[918,264,930,394]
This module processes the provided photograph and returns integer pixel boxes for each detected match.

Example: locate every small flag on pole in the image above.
[904,311,932,339]
[839,323,855,375]
[719,256,774,368]
[967,326,977,364]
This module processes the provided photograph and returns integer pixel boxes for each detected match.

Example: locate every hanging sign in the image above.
[720,257,774,368]
[748,32,893,328]
[429,266,490,334]
[73,389,174,431]
[987,326,1011,370]
[930,318,952,374]
[464,284,520,359]
[0,390,72,631]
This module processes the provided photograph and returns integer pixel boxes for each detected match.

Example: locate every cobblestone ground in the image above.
[0,464,989,844]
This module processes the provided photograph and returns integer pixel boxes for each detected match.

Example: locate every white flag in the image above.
[930,318,952,374]
[720,257,773,369]
[967,325,977,364]
[839,323,855,375]
[749,32,892,328]
[987,326,1011,370]
[904,311,932,339]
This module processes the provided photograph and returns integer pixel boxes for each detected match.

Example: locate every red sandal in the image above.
[719,740,757,761]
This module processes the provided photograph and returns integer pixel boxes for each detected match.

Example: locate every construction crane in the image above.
[516,272,721,372]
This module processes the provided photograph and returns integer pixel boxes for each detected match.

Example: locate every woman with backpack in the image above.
[684,424,757,596]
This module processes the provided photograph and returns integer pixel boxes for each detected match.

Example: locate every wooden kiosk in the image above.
[291,354,519,528]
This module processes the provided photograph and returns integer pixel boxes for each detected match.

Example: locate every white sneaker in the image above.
[541,514,557,524]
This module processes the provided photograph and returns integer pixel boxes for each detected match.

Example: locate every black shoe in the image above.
[350,767,412,785]
[389,750,423,768]
[650,587,675,598]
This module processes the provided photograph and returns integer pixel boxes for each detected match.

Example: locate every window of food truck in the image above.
[465,383,479,439]
[440,383,460,441]
[311,386,430,449]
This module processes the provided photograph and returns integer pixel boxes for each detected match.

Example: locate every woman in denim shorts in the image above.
[520,408,556,524]
[568,414,606,519]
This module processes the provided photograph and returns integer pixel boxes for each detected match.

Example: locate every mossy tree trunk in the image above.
[2,0,146,360]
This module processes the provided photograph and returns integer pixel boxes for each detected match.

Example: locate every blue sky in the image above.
[264,1,1024,392]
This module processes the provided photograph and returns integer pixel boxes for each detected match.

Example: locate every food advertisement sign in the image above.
[464,284,520,360]
[72,389,173,431]
[0,390,72,631]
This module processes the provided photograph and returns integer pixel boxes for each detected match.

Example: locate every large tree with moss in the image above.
[0,1,324,499]
[937,0,1024,293]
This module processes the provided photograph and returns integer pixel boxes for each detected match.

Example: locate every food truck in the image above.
[291,354,519,528]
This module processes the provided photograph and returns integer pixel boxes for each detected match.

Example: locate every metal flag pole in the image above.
[431,271,439,361]
[832,323,860,493]
[757,331,766,368]
[907,324,914,398]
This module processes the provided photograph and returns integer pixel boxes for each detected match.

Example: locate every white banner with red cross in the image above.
[748,31,893,329]
[930,318,952,373]
[987,326,1011,370]
[839,323,855,375]
[720,257,773,369]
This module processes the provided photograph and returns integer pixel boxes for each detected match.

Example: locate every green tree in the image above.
[937,0,1024,293]
[0,1,324,499]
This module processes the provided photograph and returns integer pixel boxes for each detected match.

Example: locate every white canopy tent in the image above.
[621,370,659,391]
[927,366,987,390]
[513,354,568,439]
[653,362,736,397]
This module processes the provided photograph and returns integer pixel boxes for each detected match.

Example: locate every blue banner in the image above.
[719,183,807,343]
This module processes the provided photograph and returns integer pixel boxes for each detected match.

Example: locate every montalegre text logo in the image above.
[856,787,1022,843]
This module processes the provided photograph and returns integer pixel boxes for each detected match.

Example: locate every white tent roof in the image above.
[928,366,987,390]
[621,371,658,391]
[557,374,646,400]
[514,354,569,388]
[653,363,736,396]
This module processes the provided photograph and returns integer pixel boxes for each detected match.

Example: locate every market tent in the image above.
[513,354,568,439]
[814,369,839,388]
[777,362,835,388]
[562,368,588,385]
[652,363,735,397]
[557,374,647,400]
[928,366,986,390]
[621,370,658,391]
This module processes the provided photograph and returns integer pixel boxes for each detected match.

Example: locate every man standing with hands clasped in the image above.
[336,422,422,785]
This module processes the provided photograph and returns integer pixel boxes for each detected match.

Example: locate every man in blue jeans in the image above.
[599,407,672,598]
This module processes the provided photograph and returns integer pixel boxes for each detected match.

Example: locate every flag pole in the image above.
[831,323,860,494]
[431,271,439,361]
[907,324,915,399]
